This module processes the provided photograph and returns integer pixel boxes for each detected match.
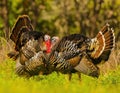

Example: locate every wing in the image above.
[24,51,47,75]
[48,34,89,73]
[74,54,100,78]
[15,32,47,76]
[19,32,45,65]
[15,51,47,76]
[10,15,33,44]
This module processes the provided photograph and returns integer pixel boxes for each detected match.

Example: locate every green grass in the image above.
[0,59,120,93]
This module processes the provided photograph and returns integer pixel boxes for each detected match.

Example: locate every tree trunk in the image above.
[0,0,9,40]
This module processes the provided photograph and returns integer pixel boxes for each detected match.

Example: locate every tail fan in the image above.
[10,15,33,44]
[90,23,115,59]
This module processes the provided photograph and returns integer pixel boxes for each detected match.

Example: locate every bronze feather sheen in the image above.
[90,23,115,59]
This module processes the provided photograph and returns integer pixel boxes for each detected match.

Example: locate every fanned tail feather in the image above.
[91,23,115,58]
[10,15,33,44]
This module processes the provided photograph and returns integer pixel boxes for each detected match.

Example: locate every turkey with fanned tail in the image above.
[47,23,115,80]
[8,15,51,77]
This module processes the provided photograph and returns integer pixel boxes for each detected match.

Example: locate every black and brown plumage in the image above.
[47,23,115,80]
[8,15,51,77]
[8,15,33,60]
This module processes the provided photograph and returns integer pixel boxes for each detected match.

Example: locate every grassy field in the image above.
[0,38,120,93]
[0,59,120,93]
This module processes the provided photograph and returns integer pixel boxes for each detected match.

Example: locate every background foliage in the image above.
[0,0,120,40]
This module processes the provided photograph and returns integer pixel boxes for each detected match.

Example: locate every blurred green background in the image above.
[0,0,120,41]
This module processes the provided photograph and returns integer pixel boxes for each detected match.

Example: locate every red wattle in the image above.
[45,40,51,53]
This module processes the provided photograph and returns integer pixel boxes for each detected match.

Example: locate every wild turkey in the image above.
[47,23,115,80]
[8,15,51,77]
